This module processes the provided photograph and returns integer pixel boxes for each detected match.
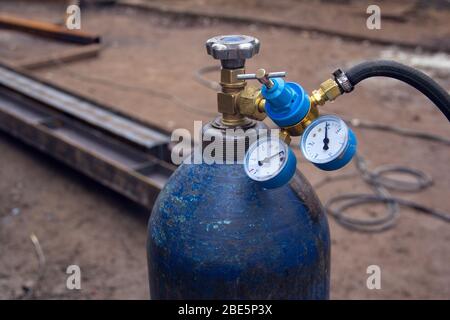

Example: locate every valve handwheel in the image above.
[205,35,260,68]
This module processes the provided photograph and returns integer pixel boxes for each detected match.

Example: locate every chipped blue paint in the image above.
[147,162,330,299]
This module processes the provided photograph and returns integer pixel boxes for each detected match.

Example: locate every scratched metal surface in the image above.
[0,65,169,149]
[148,163,330,299]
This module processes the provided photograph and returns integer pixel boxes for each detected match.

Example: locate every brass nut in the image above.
[310,78,341,107]
[310,89,326,106]
[221,68,245,84]
[320,78,341,102]
[217,92,239,114]
[238,86,266,121]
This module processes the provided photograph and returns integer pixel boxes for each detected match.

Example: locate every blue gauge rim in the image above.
[300,115,350,164]
[315,131,356,171]
[244,136,290,182]
[261,147,296,189]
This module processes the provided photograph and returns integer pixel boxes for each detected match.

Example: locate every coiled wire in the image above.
[316,154,450,232]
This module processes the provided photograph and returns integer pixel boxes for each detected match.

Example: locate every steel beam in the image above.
[0,63,176,208]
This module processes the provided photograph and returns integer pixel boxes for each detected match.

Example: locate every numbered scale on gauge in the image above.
[244,136,297,189]
[300,115,357,171]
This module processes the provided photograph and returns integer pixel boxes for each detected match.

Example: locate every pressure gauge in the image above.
[300,115,357,171]
[244,136,297,189]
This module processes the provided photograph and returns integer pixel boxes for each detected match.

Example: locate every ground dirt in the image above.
[0,0,449,299]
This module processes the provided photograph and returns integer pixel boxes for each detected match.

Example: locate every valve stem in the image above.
[256,69,274,89]
[237,69,286,89]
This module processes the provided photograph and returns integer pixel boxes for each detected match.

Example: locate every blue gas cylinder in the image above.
[148,34,330,299]
[147,123,330,299]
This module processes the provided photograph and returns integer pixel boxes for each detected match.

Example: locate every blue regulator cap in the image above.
[262,77,310,127]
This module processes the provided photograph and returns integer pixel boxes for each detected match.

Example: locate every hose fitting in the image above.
[333,69,353,93]
[310,78,342,107]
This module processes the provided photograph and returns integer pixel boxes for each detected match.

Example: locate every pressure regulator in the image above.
[204,34,358,189]
[238,63,358,188]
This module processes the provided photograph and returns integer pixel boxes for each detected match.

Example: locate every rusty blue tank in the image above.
[147,158,330,299]
[147,34,330,299]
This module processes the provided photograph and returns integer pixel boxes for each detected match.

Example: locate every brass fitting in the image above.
[238,85,266,121]
[310,78,342,107]
[218,68,249,126]
[220,68,246,88]
[217,92,240,114]
[279,129,291,145]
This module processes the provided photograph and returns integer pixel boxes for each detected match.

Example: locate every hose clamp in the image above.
[333,69,353,93]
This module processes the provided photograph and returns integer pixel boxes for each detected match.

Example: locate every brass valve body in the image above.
[217,68,248,126]
[238,85,266,121]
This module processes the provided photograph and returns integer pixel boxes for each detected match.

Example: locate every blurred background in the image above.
[0,0,449,299]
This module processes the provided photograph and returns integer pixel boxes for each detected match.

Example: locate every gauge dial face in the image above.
[301,115,349,164]
[244,137,289,182]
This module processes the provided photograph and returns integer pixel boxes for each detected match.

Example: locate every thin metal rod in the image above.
[237,71,287,80]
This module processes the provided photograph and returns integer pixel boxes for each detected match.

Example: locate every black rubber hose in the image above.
[342,60,450,121]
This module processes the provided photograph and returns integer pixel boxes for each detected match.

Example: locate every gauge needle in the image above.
[258,151,283,166]
[323,122,329,151]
